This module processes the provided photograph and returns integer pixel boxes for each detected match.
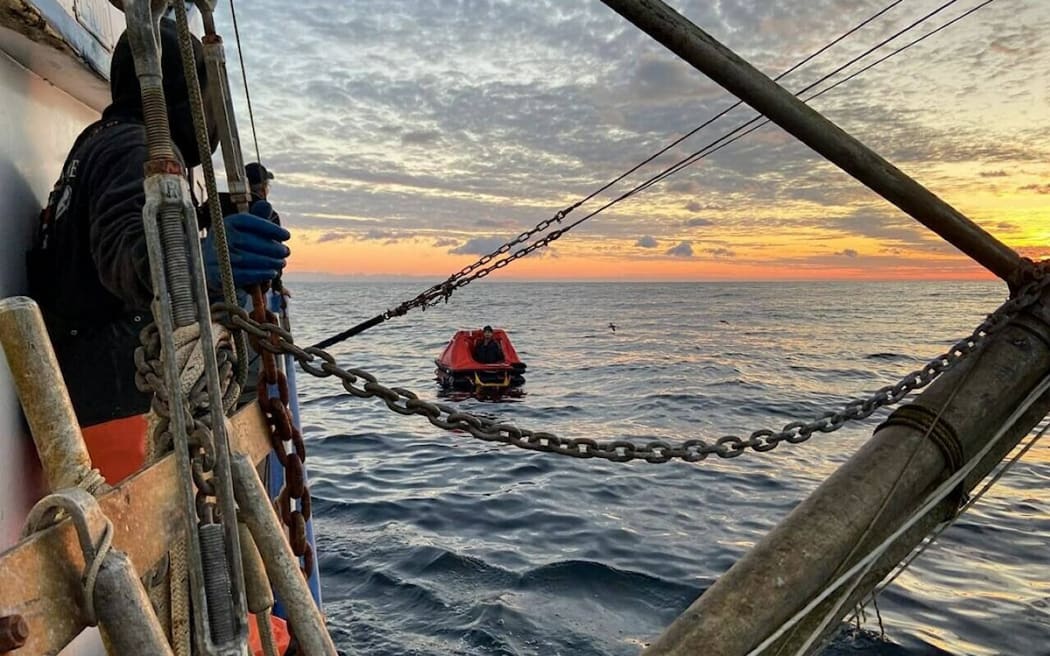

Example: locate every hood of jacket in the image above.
[104,19,216,168]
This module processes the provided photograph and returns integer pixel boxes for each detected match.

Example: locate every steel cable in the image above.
[314,0,992,348]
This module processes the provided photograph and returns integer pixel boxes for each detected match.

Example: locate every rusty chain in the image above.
[387,208,574,315]
[248,287,314,578]
[224,268,1050,464]
[135,323,240,525]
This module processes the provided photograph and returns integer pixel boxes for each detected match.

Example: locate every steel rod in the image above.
[599,0,1025,286]
[231,454,339,656]
[95,550,175,656]
[0,297,106,494]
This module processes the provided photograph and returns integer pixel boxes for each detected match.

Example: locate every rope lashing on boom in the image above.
[744,374,1050,656]
[312,0,992,350]
[878,405,964,479]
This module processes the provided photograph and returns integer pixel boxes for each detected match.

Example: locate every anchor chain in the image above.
[134,323,240,522]
[222,270,1050,464]
[249,287,314,578]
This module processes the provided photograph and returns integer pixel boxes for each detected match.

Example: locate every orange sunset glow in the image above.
[219,0,1048,283]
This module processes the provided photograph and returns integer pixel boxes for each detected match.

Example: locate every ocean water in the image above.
[286,281,1050,656]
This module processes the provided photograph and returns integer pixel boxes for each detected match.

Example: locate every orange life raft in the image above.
[434,328,526,393]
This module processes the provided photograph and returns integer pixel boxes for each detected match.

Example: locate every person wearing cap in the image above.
[246,162,274,203]
[473,325,504,364]
[201,161,280,224]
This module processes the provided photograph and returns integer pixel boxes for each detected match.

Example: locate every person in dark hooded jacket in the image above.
[473,326,504,364]
[29,19,290,485]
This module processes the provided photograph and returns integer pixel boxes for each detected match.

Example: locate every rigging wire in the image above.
[228,0,263,166]
[579,0,997,225]
[312,0,910,348]
[314,0,998,349]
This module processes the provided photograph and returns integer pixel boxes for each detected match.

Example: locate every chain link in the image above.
[135,323,240,527]
[383,209,574,319]
[248,287,314,578]
[221,270,1050,464]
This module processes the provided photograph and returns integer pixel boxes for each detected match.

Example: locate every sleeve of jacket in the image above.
[85,125,156,310]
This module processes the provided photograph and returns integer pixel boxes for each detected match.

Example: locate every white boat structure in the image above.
[0,1,1046,655]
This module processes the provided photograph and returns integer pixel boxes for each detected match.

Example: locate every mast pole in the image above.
[599,0,1027,287]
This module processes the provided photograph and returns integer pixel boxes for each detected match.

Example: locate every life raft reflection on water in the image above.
[435,328,526,394]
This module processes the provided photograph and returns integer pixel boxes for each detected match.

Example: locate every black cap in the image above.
[483,325,493,332]
[246,162,274,186]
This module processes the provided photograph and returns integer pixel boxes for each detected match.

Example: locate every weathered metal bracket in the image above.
[0,403,270,655]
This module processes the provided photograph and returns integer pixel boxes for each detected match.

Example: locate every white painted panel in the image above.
[0,49,104,655]
[74,0,123,50]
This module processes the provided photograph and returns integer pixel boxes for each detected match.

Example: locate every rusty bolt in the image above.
[0,615,28,652]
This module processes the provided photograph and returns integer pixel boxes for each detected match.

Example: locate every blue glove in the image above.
[203,200,291,290]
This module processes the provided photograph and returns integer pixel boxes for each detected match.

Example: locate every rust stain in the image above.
[0,0,78,56]
[0,403,271,654]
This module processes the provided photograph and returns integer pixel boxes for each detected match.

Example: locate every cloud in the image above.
[705,247,736,258]
[208,0,1050,279]
[685,201,725,212]
[666,241,693,257]
[830,208,940,249]
[432,237,459,247]
[316,231,351,244]
[635,235,658,248]
[401,129,442,145]
[1020,183,1050,194]
[477,217,518,228]
[449,236,509,255]
[360,228,414,243]
[837,249,859,258]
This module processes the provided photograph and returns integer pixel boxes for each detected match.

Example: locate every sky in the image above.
[212,0,1049,281]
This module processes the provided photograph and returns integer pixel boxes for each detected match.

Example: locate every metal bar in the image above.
[94,550,174,655]
[24,488,173,656]
[598,0,1026,286]
[182,145,251,652]
[643,287,1050,654]
[0,297,106,494]
[231,454,339,656]
[199,6,251,214]
[0,403,271,655]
